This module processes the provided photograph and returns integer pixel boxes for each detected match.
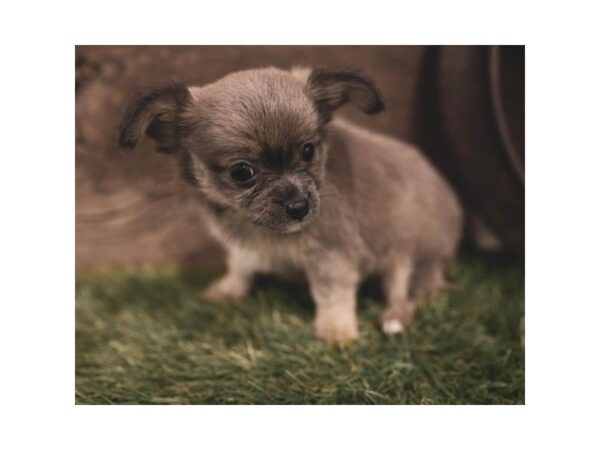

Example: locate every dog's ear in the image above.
[118,81,191,154]
[305,66,384,122]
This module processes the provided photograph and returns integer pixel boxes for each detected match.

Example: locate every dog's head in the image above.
[118,66,384,234]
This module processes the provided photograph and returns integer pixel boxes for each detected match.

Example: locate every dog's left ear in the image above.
[305,66,384,122]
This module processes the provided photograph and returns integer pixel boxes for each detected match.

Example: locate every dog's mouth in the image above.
[276,212,316,234]
[250,201,318,234]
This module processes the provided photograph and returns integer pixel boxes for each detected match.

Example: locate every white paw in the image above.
[202,276,249,302]
[314,308,358,344]
[380,303,415,335]
[382,319,404,335]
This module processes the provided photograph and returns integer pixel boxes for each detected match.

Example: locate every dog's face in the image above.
[184,69,325,233]
[118,66,383,234]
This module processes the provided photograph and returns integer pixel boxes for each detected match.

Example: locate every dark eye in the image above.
[230,163,256,184]
[302,143,315,162]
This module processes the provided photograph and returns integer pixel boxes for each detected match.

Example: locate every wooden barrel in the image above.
[415,45,525,258]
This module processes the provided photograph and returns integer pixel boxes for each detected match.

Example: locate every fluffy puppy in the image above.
[118,66,463,343]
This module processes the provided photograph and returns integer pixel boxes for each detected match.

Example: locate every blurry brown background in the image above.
[75,46,524,273]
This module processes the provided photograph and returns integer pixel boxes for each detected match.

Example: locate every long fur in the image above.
[118,66,463,343]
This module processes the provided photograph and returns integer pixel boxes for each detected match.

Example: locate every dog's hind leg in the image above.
[410,259,448,299]
[380,255,417,335]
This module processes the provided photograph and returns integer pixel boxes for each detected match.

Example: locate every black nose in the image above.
[284,196,309,220]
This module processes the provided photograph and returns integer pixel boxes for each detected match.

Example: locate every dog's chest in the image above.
[206,214,307,278]
[232,241,307,280]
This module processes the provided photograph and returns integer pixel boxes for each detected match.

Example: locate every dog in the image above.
[118,66,463,343]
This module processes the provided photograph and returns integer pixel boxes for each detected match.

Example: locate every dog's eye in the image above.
[230,163,256,183]
[302,143,315,162]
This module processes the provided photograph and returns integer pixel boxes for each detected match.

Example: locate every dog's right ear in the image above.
[118,81,191,154]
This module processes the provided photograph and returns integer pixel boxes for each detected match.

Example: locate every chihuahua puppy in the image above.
[118,66,463,343]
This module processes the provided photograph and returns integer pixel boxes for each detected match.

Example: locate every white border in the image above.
[2,0,600,448]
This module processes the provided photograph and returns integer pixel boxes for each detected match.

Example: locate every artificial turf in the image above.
[75,255,524,404]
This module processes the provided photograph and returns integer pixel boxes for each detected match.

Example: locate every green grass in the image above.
[75,256,524,404]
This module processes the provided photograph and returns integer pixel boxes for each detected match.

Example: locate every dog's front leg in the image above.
[203,245,259,302]
[306,257,359,343]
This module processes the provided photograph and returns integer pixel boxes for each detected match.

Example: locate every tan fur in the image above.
[118,66,463,343]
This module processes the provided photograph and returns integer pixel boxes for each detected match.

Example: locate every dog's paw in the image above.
[202,275,249,303]
[380,303,416,335]
[314,309,358,344]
